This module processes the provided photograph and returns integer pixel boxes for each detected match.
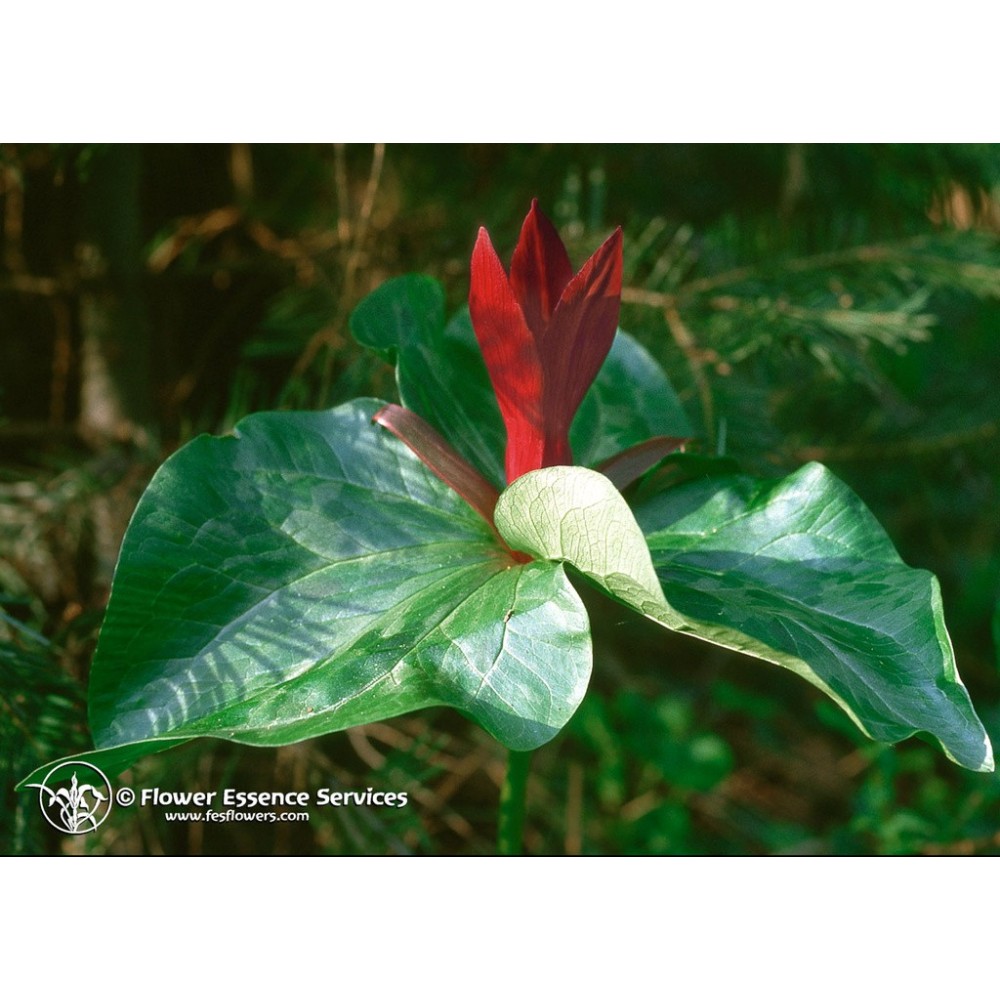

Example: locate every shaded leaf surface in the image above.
[18,742,186,792]
[350,276,507,486]
[83,399,592,769]
[633,462,993,772]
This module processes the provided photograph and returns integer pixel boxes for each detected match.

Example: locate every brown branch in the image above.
[0,273,64,295]
[333,143,351,243]
[343,141,386,299]
[788,421,997,463]
[622,239,934,309]
[663,304,715,448]
[146,206,243,273]
[229,143,254,202]
[294,143,387,385]
[1,152,27,273]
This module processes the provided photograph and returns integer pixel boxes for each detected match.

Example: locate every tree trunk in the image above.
[77,145,154,449]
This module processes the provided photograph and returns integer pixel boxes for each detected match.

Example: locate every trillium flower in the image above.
[469,199,623,483]
[374,202,685,537]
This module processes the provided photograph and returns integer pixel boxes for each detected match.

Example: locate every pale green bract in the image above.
[495,466,685,631]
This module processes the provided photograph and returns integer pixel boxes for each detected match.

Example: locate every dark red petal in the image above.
[509,199,574,338]
[373,404,500,527]
[469,226,547,482]
[538,432,574,472]
[595,436,688,492]
[542,226,623,428]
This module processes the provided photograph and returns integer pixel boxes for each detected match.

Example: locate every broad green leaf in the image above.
[634,462,993,772]
[67,399,591,777]
[349,272,444,364]
[571,331,693,466]
[349,276,691,486]
[17,741,186,792]
[350,276,507,487]
[495,466,685,631]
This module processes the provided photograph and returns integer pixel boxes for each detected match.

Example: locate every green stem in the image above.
[497,748,533,856]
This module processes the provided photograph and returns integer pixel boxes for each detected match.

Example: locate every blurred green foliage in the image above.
[2,143,999,854]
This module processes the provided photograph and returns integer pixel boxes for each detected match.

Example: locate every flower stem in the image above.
[497,748,533,856]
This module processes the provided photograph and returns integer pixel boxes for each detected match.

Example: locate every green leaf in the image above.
[634,462,993,772]
[350,277,507,487]
[349,272,444,364]
[349,276,691,486]
[495,466,685,630]
[54,399,592,778]
[17,741,186,792]
[993,599,1000,671]
[571,331,693,466]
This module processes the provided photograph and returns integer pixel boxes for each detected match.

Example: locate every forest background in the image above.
[2,142,999,856]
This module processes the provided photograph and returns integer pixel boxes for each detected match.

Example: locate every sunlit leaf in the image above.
[54,400,592,778]
[634,462,993,772]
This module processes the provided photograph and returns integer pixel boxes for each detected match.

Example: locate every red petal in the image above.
[469,226,546,482]
[542,227,623,429]
[509,199,574,338]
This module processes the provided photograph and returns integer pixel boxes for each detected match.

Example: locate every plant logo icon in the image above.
[27,761,113,835]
